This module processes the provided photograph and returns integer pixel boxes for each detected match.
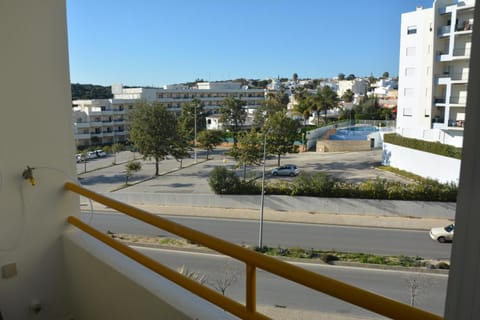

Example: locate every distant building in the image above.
[396,0,475,148]
[337,79,367,97]
[73,82,266,147]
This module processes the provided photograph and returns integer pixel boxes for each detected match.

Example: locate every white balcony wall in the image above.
[64,230,233,320]
[0,1,78,318]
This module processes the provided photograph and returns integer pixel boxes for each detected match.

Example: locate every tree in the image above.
[292,98,311,126]
[253,90,289,127]
[338,73,345,80]
[382,71,390,79]
[178,98,206,143]
[292,73,299,83]
[128,101,179,176]
[316,86,340,124]
[170,132,192,168]
[125,160,141,185]
[346,74,356,80]
[219,97,247,146]
[209,260,239,296]
[111,143,122,164]
[341,89,355,103]
[292,86,312,126]
[197,130,224,160]
[228,129,264,181]
[404,275,435,307]
[264,112,300,167]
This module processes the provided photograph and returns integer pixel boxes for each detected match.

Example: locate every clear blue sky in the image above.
[67,0,434,87]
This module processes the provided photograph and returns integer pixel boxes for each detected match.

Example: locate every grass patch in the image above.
[377,166,426,182]
[255,246,438,268]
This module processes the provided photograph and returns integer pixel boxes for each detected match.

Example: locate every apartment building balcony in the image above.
[434,97,446,106]
[436,72,469,84]
[74,122,90,128]
[449,95,467,106]
[75,133,91,139]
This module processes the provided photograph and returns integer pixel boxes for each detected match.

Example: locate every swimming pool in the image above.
[329,126,379,141]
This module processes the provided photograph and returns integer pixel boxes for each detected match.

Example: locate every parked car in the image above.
[75,154,86,163]
[271,164,300,177]
[87,151,98,159]
[429,223,455,243]
[95,149,107,157]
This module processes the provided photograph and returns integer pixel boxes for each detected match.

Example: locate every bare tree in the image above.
[404,274,435,307]
[209,260,239,296]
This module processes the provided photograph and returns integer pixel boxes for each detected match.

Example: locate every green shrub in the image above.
[290,172,336,196]
[436,262,450,269]
[384,133,462,159]
[208,167,241,194]
[319,253,339,263]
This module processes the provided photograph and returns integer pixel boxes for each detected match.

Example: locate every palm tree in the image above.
[312,86,339,125]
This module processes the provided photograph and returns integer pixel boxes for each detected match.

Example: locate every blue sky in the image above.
[67,0,434,87]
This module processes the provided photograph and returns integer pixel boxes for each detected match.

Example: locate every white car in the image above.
[95,149,107,157]
[429,223,455,243]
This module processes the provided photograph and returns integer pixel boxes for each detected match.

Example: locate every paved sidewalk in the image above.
[85,201,453,231]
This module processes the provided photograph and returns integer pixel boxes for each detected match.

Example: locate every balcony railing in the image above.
[435,72,469,81]
[64,182,442,320]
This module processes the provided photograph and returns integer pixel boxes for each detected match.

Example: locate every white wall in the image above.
[382,143,460,184]
[0,1,79,318]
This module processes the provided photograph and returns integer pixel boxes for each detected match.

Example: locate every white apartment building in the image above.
[396,0,475,148]
[73,82,266,147]
[337,78,368,97]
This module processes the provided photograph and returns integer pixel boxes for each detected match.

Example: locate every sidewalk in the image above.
[85,201,453,231]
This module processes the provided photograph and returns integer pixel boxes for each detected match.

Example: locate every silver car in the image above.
[271,164,300,177]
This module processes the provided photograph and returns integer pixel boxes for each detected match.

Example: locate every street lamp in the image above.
[258,130,268,248]
[194,104,197,163]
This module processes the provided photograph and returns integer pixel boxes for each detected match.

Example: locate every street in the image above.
[82,212,452,260]
[134,247,447,319]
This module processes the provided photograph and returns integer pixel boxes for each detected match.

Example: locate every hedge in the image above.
[209,170,457,202]
[383,133,462,159]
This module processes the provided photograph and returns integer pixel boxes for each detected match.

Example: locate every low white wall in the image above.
[382,143,461,184]
[64,229,235,320]
[106,193,456,219]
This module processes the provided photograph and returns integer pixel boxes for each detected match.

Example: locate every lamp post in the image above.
[258,131,268,248]
[194,104,197,163]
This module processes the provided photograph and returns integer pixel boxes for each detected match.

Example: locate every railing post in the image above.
[246,263,256,315]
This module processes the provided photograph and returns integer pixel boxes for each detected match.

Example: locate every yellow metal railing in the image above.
[65,182,443,320]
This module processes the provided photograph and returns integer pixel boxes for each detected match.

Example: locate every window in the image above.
[406,47,416,56]
[404,88,414,97]
[407,26,417,34]
[403,108,413,116]
[405,67,415,76]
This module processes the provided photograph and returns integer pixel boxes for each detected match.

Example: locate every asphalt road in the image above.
[82,212,452,259]
[135,247,448,319]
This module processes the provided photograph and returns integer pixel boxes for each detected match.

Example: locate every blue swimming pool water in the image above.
[329,126,378,140]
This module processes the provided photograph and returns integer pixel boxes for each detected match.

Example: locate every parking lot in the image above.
[76,148,411,194]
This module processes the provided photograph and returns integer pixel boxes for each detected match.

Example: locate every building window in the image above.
[406,47,416,56]
[407,26,417,34]
[404,88,414,97]
[403,108,413,116]
[405,67,415,76]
